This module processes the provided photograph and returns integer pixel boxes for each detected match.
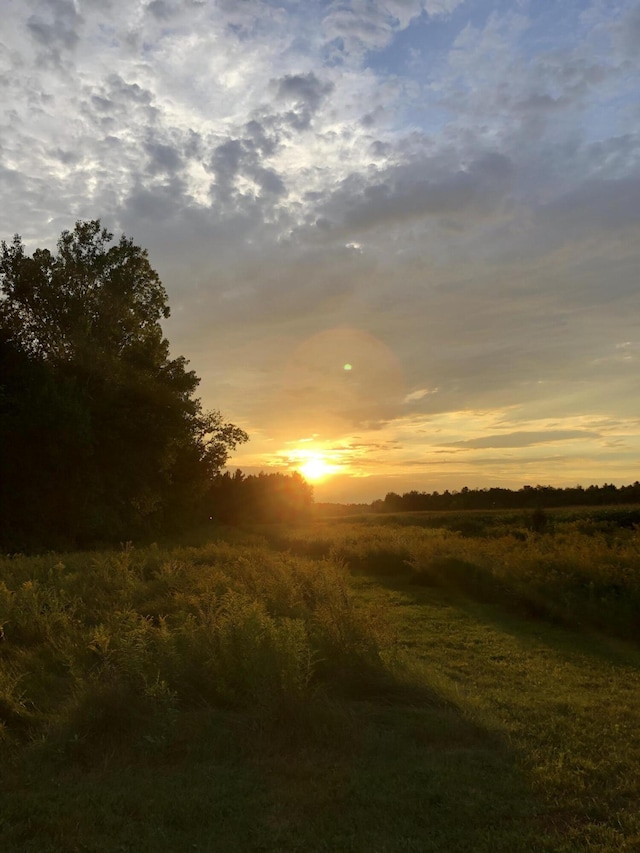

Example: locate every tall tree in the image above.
[0,220,247,548]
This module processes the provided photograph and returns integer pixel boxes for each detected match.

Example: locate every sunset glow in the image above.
[4,1,640,503]
[298,456,336,482]
[286,447,342,482]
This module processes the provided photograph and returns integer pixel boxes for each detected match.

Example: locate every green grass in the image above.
[355,576,640,851]
[2,512,640,850]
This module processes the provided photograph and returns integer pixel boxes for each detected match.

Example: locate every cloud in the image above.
[404,388,434,403]
[144,141,183,175]
[321,0,464,57]
[206,129,287,202]
[27,0,82,62]
[316,150,513,233]
[275,72,334,114]
[442,430,601,450]
[146,0,174,21]
[539,175,640,234]
[609,3,640,60]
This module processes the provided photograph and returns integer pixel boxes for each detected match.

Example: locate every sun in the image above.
[299,457,331,480]
[290,449,340,482]
[298,456,334,482]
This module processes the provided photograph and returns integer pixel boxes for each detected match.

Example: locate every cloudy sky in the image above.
[3,0,640,501]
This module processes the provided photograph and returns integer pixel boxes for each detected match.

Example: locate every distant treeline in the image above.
[372,482,640,513]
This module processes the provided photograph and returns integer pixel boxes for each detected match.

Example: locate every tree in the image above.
[0,221,169,365]
[0,220,247,548]
[206,471,313,524]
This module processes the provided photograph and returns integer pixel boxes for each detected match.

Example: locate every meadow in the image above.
[1,507,640,851]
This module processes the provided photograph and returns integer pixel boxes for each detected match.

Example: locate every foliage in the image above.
[0,538,394,749]
[0,221,247,549]
[207,469,314,524]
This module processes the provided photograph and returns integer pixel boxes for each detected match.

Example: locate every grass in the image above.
[267,508,640,639]
[365,579,640,851]
[1,510,640,850]
[0,540,395,739]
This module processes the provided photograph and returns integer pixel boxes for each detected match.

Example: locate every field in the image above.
[1,507,640,851]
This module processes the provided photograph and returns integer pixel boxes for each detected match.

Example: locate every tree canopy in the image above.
[207,469,313,525]
[0,220,248,550]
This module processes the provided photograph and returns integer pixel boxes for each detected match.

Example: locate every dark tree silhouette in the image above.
[0,220,247,549]
[207,470,313,525]
[373,482,640,514]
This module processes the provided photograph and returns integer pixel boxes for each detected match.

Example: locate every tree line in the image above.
[373,482,640,513]
[207,469,313,524]
[0,221,254,551]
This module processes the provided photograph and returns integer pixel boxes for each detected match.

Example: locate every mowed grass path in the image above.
[352,573,640,851]
[3,532,640,851]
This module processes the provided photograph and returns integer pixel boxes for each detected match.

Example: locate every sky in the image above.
[2,0,640,502]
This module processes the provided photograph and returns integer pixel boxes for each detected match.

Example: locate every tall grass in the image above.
[407,522,640,635]
[0,542,394,751]
[267,516,640,639]
[3,512,638,755]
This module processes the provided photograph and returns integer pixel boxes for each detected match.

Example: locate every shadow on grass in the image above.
[1,691,550,853]
[346,538,640,658]
[452,588,640,674]
[0,604,595,850]
[346,574,640,851]
[366,561,640,676]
